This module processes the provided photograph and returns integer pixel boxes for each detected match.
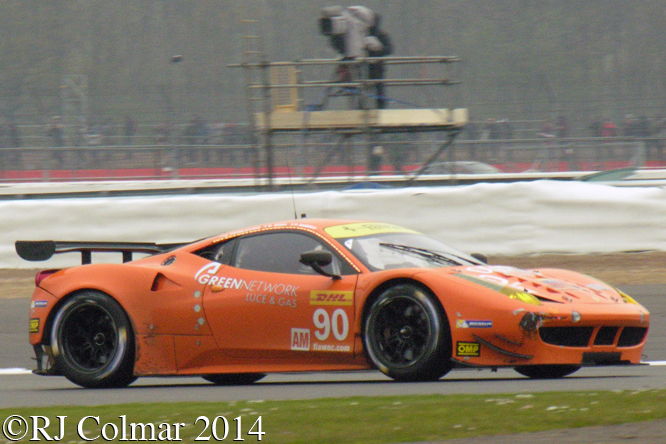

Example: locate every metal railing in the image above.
[0,134,663,182]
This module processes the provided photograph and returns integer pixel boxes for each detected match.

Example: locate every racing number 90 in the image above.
[313,308,349,341]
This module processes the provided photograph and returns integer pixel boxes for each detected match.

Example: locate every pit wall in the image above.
[4,180,666,268]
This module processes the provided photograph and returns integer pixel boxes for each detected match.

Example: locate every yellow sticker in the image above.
[617,289,638,305]
[456,341,480,357]
[310,291,353,306]
[325,222,418,239]
[499,287,543,306]
[29,318,40,334]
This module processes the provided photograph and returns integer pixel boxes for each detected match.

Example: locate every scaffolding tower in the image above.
[231,13,467,188]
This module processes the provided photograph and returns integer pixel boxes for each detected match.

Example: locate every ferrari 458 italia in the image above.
[17,219,649,388]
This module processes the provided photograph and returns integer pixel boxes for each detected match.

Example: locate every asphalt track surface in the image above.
[0,285,664,409]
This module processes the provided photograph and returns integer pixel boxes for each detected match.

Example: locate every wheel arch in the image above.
[360,278,450,336]
[48,289,139,387]
[36,263,156,346]
[358,277,453,360]
[361,278,455,381]
[40,288,137,351]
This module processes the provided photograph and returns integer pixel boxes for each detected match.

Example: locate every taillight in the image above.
[35,269,60,287]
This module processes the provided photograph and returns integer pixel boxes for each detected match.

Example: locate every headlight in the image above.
[571,311,581,322]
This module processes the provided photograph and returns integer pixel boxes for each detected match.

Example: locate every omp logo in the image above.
[456,341,480,357]
[310,291,353,306]
[195,262,222,284]
[291,328,310,351]
[29,318,40,333]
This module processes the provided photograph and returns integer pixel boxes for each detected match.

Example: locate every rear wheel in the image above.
[364,284,452,382]
[514,364,581,379]
[203,373,266,385]
[51,291,136,388]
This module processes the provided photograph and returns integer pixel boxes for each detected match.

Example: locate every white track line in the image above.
[0,368,32,375]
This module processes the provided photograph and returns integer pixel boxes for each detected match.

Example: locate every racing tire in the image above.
[514,364,581,379]
[51,291,136,388]
[364,283,452,382]
[203,373,266,385]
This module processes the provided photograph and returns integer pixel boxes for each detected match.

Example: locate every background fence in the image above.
[1,118,664,182]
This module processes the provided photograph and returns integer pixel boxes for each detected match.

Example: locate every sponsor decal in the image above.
[195,262,222,284]
[291,328,310,351]
[246,294,298,308]
[310,291,353,306]
[311,343,352,352]
[456,319,493,329]
[29,318,40,333]
[196,264,300,308]
[456,341,480,357]
[30,300,48,309]
[203,274,300,298]
[324,222,418,239]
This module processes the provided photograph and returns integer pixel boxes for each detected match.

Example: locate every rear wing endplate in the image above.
[15,240,185,265]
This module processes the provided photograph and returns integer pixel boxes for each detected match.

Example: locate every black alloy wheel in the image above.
[364,284,452,381]
[51,291,136,388]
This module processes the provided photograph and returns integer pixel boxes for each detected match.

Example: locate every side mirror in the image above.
[471,253,488,264]
[300,250,332,267]
[300,250,341,280]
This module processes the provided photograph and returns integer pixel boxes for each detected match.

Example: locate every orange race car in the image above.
[17,219,650,388]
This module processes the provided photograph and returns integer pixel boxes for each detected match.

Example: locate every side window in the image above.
[194,239,236,264]
[232,232,347,275]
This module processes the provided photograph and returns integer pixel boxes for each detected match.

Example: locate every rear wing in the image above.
[15,240,186,265]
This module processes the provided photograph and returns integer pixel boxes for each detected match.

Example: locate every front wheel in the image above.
[514,365,581,379]
[203,374,266,385]
[364,284,452,382]
[51,291,136,388]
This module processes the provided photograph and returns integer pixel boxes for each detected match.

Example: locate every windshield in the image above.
[326,224,481,271]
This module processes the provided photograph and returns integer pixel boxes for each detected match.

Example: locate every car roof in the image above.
[218,218,370,238]
[182,219,414,253]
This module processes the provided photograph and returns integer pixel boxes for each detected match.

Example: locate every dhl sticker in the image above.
[310,291,353,306]
[29,318,40,334]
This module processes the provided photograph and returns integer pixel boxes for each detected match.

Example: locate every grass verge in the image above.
[2,390,665,443]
